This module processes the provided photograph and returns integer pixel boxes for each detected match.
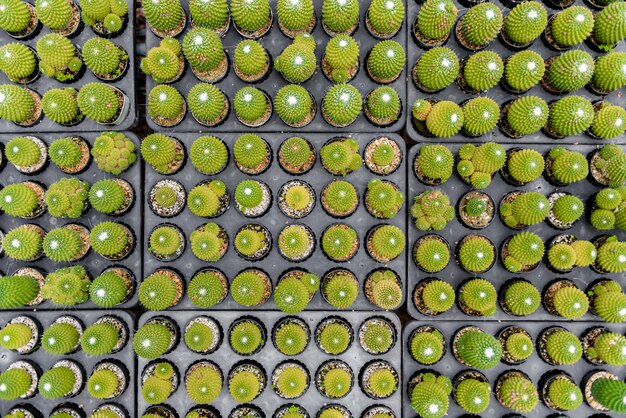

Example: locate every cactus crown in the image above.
[593,52,626,93]
[90,270,129,308]
[42,266,90,306]
[4,225,44,261]
[366,178,404,219]
[593,2,626,51]
[368,269,402,310]
[507,149,544,184]
[91,132,137,175]
[42,322,79,354]
[506,95,549,136]
[498,374,538,413]
[320,138,362,175]
[275,42,316,84]
[551,6,594,48]
[415,47,459,92]
[367,0,404,37]
[231,0,271,33]
[43,226,83,262]
[416,0,458,41]
[462,97,499,136]
[190,223,227,262]
[149,225,182,258]
[421,280,455,314]
[503,281,540,316]
[0,183,38,217]
[321,366,352,398]
[414,236,450,273]
[277,0,314,33]
[503,1,547,45]
[230,320,263,355]
[411,190,454,231]
[141,133,181,173]
[459,3,503,48]
[410,329,444,364]
[143,0,184,32]
[77,83,122,123]
[275,84,314,126]
[546,50,595,92]
[190,0,228,30]
[426,101,464,138]
[458,238,495,275]
[0,84,36,123]
[463,51,503,92]
[133,322,172,359]
[503,231,544,272]
[277,225,313,260]
[548,95,594,137]
[280,137,313,168]
[0,43,36,82]
[90,221,131,257]
[368,40,405,82]
[549,147,589,184]
[323,84,363,127]
[551,194,583,224]
[142,374,173,405]
[0,368,31,400]
[361,321,393,354]
[322,0,359,35]
[188,270,227,308]
[545,329,582,363]
[504,51,545,92]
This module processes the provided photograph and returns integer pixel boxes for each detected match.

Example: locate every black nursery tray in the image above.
[0,0,137,133]
[137,310,401,418]
[143,132,406,311]
[406,141,625,320]
[405,0,626,143]
[0,132,142,310]
[0,310,136,417]
[402,319,626,418]
[144,0,407,133]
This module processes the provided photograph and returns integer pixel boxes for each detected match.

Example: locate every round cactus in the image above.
[0,84,37,124]
[142,375,173,404]
[275,84,314,127]
[231,270,269,307]
[0,323,33,351]
[81,0,128,33]
[0,0,35,35]
[545,329,583,363]
[410,373,452,418]
[274,321,308,355]
[591,103,626,139]
[189,0,228,31]
[458,238,495,275]
[147,84,185,124]
[0,183,40,217]
[324,35,360,83]
[182,28,225,76]
[462,97,499,136]
[587,332,626,365]
[38,366,77,399]
[140,271,180,310]
[36,33,82,82]
[4,225,44,261]
[552,286,589,319]
[456,377,490,413]
[42,266,90,306]
[274,42,316,84]
[503,51,545,93]
[549,147,589,184]
[90,179,129,214]
[6,136,44,169]
[187,83,228,127]
[141,38,182,83]
[42,321,79,354]
[503,281,540,316]
[143,0,184,35]
[189,135,228,175]
[90,269,131,308]
[277,0,314,35]
[415,0,457,44]
[502,1,547,46]
[426,101,463,138]
[234,86,270,125]
[504,332,533,361]
[549,6,594,49]
[322,224,358,261]
[415,144,453,184]
[414,236,450,273]
[497,373,538,413]
[231,0,271,35]
[593,2,626,51]
[462,51,503,92]
[506,149,544,184]
[544,50,595,93]
[457,3,503,49]
[35,0,74,31]
[322,180,358,216]
[410,328,444,364]
[503,231,544,272]
[366,0,404,38]
[92,132,136,175]
[365,86,401,125]
[235,40,269,81]
[0,275,40,309]
[547,95,594,137]
[411,190,454,231]
[413,47,459,92]
[504,95,549,136]
[366,179,404,220]
[592,52,626,94]
[0,43,37,82]
[322,84,362,127]
[501,191,550,227]
[133,322,173,359]
[367,41,405,84]
[186,363,222,404]
[591,378,626,413]
[187,270,227,308]
[46,177,89,218]
[90,221,132,258]
[320,138,362,176]
[78,82,124,123]
[551,194,584,225]
[42,88,81,125]
[456,329,502,369]
[322,0,359,35]
[321,273,356,307]
[43,226,84,262]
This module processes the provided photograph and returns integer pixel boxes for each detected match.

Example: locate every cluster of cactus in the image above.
[141,37,183,83]
[41,265,90,306]
[588,280,626,323]
[547,240,597,271]
[410,190,454,231]
[189,223,227,262]
[591,187,626,230]
[82,0,128,33]
[274,272,319,313]
[547,147,589,185]
[320,138,362,176]
[503,231,544,273]
[45,177,89,218]
[91,132,137,175]
[37,33,82,82]
[410,372,452,418]
[500,191,550,228]
[456,142,506,189]
[593,144,626,188]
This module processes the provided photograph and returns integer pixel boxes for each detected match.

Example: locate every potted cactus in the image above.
[187,83,229,127]
[590,101,626,140]
[44,178,89,218]
[274,38,316,84]
[139,269,184,310]
[590,52,626,94]
[231,0,272,38]
[590,187,626,230]
[502,148,544,186]
[148,179,186,218]
[587,279,626,323]
[321,0,359,36]
[0,84,42,126]
[319,137,362,175]
[78,82,130,125]
[499,280,540,316]
[453,371,491,414]
[147,84,186,127]
[43,224,90,262]
[5,135,47,173]
[274,270,318,312]
[0,0,40,39]
[143,0,185,38]
[278,136,315,174]
[412,234,450,273]
[42,265,90,306]
[233,133,271,174]
[141,37,183,84]
[365,179,404,219]
[148,224,185,261]
[0,274,42,309]
[42,88,83,126]
[322,35,360,83]
[81,0,128,36]
[461,97,499,136]
[321,223,359,262]
[548,192,584,229]
[455,3,503,50]
[234,223,271,261]
[0,43,39,83]
[90,221,134,260]
[189,135,228,175]
[501,231,544,272]
[412,47,459,92]
[501,1,547,48]
[141,133,185,175]
[413,0,458,48]
[409,326,445,364]
[457,51,503,93]
[588,376,626,413]
[364,136,401,176]
[35,0,81,36]
[233,86,272,127]
[410,190,454,231]
[187,269,228,308]
[413,144,453,185]
[458,191,495,229]
[275,84,316,127]
[412,279,455,316]
[458,278,497,317]
[499,191,550,229]
[187,180,229,218]
[235,39,271,82]
[366,0,404,39]
[0,182,46,218]
[276,0,315,37]
[546,237,596,272]
[539,327,584,364]
[190,0,229,35]
[502,50,545,93]
[589,144,626,187]
[425,100,463,138]
[456,142,506,188]
[545,6,594,50]
[90,267,135,308]
[36,33,82,82]
[495,371,538,413]
[91,131,136,175]
[277,224,315,262]
[542,50,595,93]
[500,95,549,138]
[364,86,401,127]
[235,179,272,217]
[591,2,626,51]
[457,236,496,275]
[543,279,589,319]
[544,147,589,186]
[321,83,362,127]
[453,327,502,369]
[367,40,405,84]
[409,372,452,418]
[231,268,271,307]
[278,180,316,218]
[189,222,228,261]
[545,95,594,138]
[321,180,359,218]
[183,27,228,82]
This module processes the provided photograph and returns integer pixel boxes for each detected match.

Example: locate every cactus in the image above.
[591,378,626,413]
[545,329,582,364]
[78,83,124,123]
[503,281,541,316]
[0,0,34,34]
[189,135,227,175]
[187,181,226,218]
[234,133,268,171]
[503,231,544,273]
[410,328,444,364]
[458,237,495,275]
[594,145,626,187]
[587,332,626,365]
[457,3,503,49]
[42,88,81,125]
[410,373,451,418]
[414,47,459,92]
[552,194,584,225]
[89,179,128,214]
[274,42,316,83]
[38,366,76,399]
[139,270,181,310]
[277,0,314,35]
[182,28,225,76]
[459,278,496,317]
[42,266,90,306]
[231,270,269,307]
[593,2,626,51]
[43,226,84,262]
[320,367,352,398]
[503,1,546,46]
[279,137,313,172]
[0,368,31,400]
[410,190,454,231]
[552,286,589,319]
[143,0,184,34]
[547,95,594,137]
[190,223,226,262]
[185,321,214,353]
[142,375,173,404]
[592,52,626,94]
[457,142,506,188]
[35,0,73,31]
[186,363,222,404]
[189,0,228,31]
[415,0,457,44]
[141,38,182,83]
[504,51,545,93]
[0,43,37,82]
[367,270,402,310]
[274,276,311,313]
[4,225,44,261]
[456,377,490,414]
[462,51,503,92]
[275,84,314,127]
[231,0,271,34]
[6,136,44,169]
[365,367,396,398]
[90,221,132,258]
[368,225,405,262]
[230,320,263,354]
[90,270,130,308]
[321,224,358,261]
[506,149,544,184]
[426,101,463,138]
[365,86,401,125]
[324,35,359,83]
[277,224,313,261]
[597,237,626,272]
[504,332,533,361]
[549,6,593,48]
[187,83,228,127]
[149,225,182,260]
[82,322,119,356]
[147,84,185,124]
[37,33,82,82]
[274,322,308,356]
[324,272,358,309]
[365,179,404,220]
[367,40,405,83]
[545,50,595,93]
[366,0,404,38]
[229,369,262,402]
[415,145,453,184]
[133,322,173,359]
[497,373,538,413]
[548,147,588,184]
[547,243,576,271]
[46,178,89,218]
[82,0,127,33]
[0,323,33,351]
[0,275,40,309]
[275,364,308,398]
[0,183,39,217]
[322,0,359,35]
[414,236,450,273]
[234,86,269,125]
[42,322,79,354]
[188,270,227,308]
[235,40,269,80]
[0,84,37,124]
[462,97,499,136]
[505,95,549,136]
[591,103,626,139]
[322,84,362,127]
[420,280,455,314]
[92,132,136,175]
[322,180,358,216]
[320,138,361,176]
[141,133,182,174]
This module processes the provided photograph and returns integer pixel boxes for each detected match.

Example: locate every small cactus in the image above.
[322,0,359,35]
[90,269,132,308]
[141,38,182,83]
[413,47,459,92]
[274,84,314,127]
[90,221,132,259]
[45,177,89,218]
[410,373,452,418]
[4,225,44,261]
[591,103,626,140]
[189,0,228,32]
[0,43,37,82]
[458,238,496,276]
[456,377,490,414]
[367,40,405,83]
[321,224,359,262]
[415,144,453,184]
[506,149,544,185]
[591,378,626,413]
[497,373,538,413]
[81,0,128,34]
[426,101,463,138]
[547,147,588,185]
[143,0,184,35]
[503,231,544,273]
[234,133,270,172]
[593,2,626,51]
[0,84,38,124]
[592,52,626,94]
[413,235,450,273]
[182,28,226,79]
[0,183,40,218]
[42,88,81,125]
[500,191,550,228]
[457,3,503,49]
[544,50,594,93]
[456,143,506,189]
[187,270,227,308]
[547,95,594,137]
[231,269,270,307]
[43,226,85,262]
[92,131,137,175]
[366,179,404,219]
[323,35,360,83]
[462,97,499,136]
[186,363,222,404]
[0,0,35,35]
[410,190,454,231]
[552,194,584,226]
[366,0,404,38]
[461,51,503,92]
[190,136,228,175]
[504,95,549,137]
[133,322,173,359]
[502,1,547,46]
[365,86,401,126]
[503,51,545,93]
[235,40,269,81]
[139,271,181,310]
[77,83,124,124]
[233,86,270,126]
[37,33,82,82]
[0,275,40,309]
[35,0,75,32]
[147,84,185,125]
[502,281,540,316]
[414,0,458,44]
[231,0,271,36]
[274,42,316,84]
[42,265,90,306]
[320,138,362,175]
[89,179,130,214]
[187,83,228,127]
[277,0,315,36]
[455,329,502,369]
[322,84,362,127]
[549,6,594,49]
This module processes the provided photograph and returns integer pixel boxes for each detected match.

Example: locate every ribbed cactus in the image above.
[413,47,459,92]
[592,52,626,94]
[90,221,132,259]
[365,86,401,125]
[462,97,499,136]
[147,84,185,124]
[0,84,37,124]
[503,51,545,93]
[183,28,225,76]
[143,0,184,35]
[544,50,594,93]
[6,136,44,170]
[43,226,84,262]
[90,269,130,308]
[593,2,626,51]
[548,147,588,185]
[415,0,458,44]
[275,84,314,127]
[502,1,547,46]
[0,275,40,308]
[366,0,404,38]
[35,0,74,31]
[235,40,269,81]
[504,95,549,136]
[83,38,126,78]
[457,142,506,189]
[322,83,362,127]
[274,42,316,83]
[277,0,314,35]
[549,6,594,49]
[367,40,405,83]
[462,50,503,92]
[188,83,227,126]
[36,33,82,82]
[189,0,228,32]
[457,3,503,49]
[141,133,183,174]
[77,82,122,123]
[547,96,594,137]
[324,35,360,83]
[4,225,44,261]
[42,88,81,125]
[234,86,269,125]
[42,265,90,305]
[81,0,128,33]
[0,183,39,217]
[0,0,34,35]
[142,37,182,83]
[0,43,36,82]
[38,366,77,399]
[591,103,626,139]
[231,0,271,35]
[322,0,359,35]
[426,100,463,138]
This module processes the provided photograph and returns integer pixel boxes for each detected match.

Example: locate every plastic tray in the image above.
[144,0,407,133]
[402,319,626,418]
[143,132,406,311]
[0,132,143,310]
[0,0,137,133]
[0,310,136,417]
[406,141,624,320]
[405,0,626,143]
[137,310,401,417]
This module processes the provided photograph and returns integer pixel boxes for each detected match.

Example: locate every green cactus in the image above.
[426,101,463,138]
[190,223,227,261]
[590,281,626,322]
[549,6,594,48]
[410,328,444,364]
[502,1,547,46]
[90,269,131,308]
[591,103,626,139]
[143,0,184,34]
[413,47,459,92]
[591,378,626,413]
[45,178,89,218]
[189,135,227,175]
[187,181,226,218]
[0,323,33,351]
[6,136,44,169]
[0,368,32,400]
[0,43,37,82]
[368,224,405,262]
[274,275,313,313]
[410,190,454,231]
[587,332,626,365]
[185,321,214,353]
[367,270,402,310]
[78,83,124,123]
[229,369,262,402]
[552,286,589,319]
[462,97,499,136]
[503,231,544,273]
[497,373,538,413]
[324,35,359,83]
[231,269,269,307]
[415,0,458,44]
[230,320,264,355]
[322,0,359,35]
[234,40,269,81]
[42,321,79,354]
[410,373,452,418]
[551,194,584,225]
[319,138,362,175]
[279,137,314,173]
[545,50,595,93]
[141,133,182,174]
[274,42,316,83]
[420,280,455,314]
[188,270,227,308]
[320,366,352,398]
[231,0,271,35]
[322,180,358,216]
[233,133,268,171]
[460,278,496,316]
[462,51,503,92]
[82,323,119,356]
[506,149,544,184]
[0,0,35,35]
[457,142,506,188]
[275,363,308,398]
[0,84,37,124]
[365,86,401,125]
[503,281,541,316]
[277,224,313,262]
[593,2,626,51]
[456,377,490,414]
[366,0,404,38]
[4,225,44,261]
[142,375,173,404]
[89,179,128,214]
[38,365,77,399]
[82,38,127,79]
[0,275,40,309]
[42,266,90,306]
[503,51,545,93]
[147,84,185,124]
[592,52,626,94]
[187,83,228,127]
[90,221,132,259]
[81,0,128,33]
[274,321,308,355]
[186,363,222,404]
[597,237,626,272]
[42,88,82,125]
[189,0,228,31]
[547,95,594,137]
[457,3,503,49]
[275,84,314,127]
[277,0,314,35]
[322,84,362,127]
[43,226,84,262]
[545,329,583,364]
[141,38,182,83]
[367,40,405,83]
[0,183,39,217]
[504,95,549,136]
[36,33,82,82]
[504,332,533,361]
[458,237,495,275]
[182,27,225,79]
[321,224,358,261]
[548,147,588,185]
[413,235,450,273]
[234,86,270,125]
[149,225,182,260]
[456,329,502,369]
[547,243,576,271]
[133,322,174,359]
[414,144,453,184]
[91,132,136,175]
[323,272,358,309]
